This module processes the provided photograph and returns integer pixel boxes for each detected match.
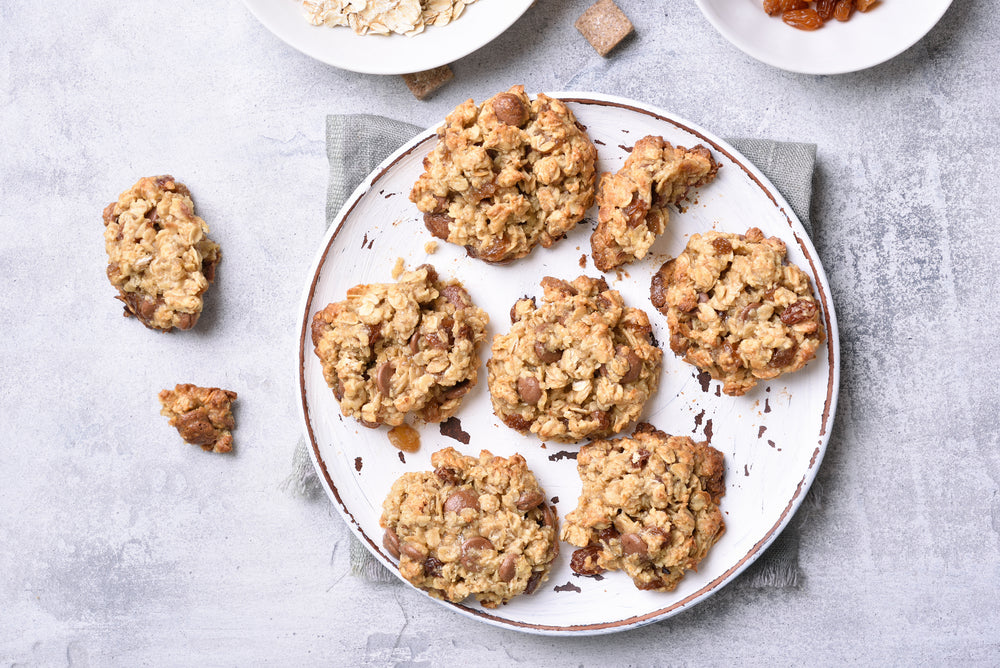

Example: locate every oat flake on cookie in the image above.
[302,0,476,36]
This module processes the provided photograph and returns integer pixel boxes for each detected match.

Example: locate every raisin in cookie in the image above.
[591,136,718,272]
[380,447,558,608]
[650,227,825,396]
[103,175,221,331]
[311,264,488,427]
[562,423,725,591]
[159,384,237,453]
[487,275,662,443]
[410,85,598,264]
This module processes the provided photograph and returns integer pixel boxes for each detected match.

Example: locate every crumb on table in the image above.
[392,257,406,279]
[158,384,237,453]
[424,240,438,254]
[575,0,634,57]
[401,65,454,100]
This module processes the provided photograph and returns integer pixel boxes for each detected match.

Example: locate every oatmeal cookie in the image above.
[650,227,825,396]
[103,175,221,332]
[591,136,718,272]
[562,423,725,591]
[410,85,598,264]
[380,447,558,608]
[487,275,662,443]
[311,264,488,427]
[158,384,237,453]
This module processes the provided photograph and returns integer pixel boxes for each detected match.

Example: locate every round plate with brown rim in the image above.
[297,92,840,634]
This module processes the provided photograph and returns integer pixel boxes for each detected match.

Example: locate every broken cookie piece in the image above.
[159,384,237,453]
[401,65,454,100]
[591,136,719,272]
[575,0,634,57]
[103,175,221,332]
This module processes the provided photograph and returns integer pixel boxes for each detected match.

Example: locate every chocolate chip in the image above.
[460,536,494,571]
[175,312,196,330]
[517,377,542,404]
[174,407,215,447]
[620,533,647,557]
[442,380,471,401]
[621,349,642,384]
[376,361,394,395]
[541,504,557,528]
[444,489,479,514]
[383,529,401,559]
[492,93,529,127]
[499,553,518,582]
[516,491,545,511]
[525,570,544,594]
[401,542,425,561]
[598,526,620,544]
[534,341,561,364]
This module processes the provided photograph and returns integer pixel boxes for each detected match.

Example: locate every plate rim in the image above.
[296,91,841,634]
[239,0,535,75]
[693,0,954,75]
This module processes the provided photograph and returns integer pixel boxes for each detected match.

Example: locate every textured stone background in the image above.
[2,0,998,665]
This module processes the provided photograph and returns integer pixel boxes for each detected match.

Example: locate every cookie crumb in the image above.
[575,0,634,57]
[158,384,237,453]
[424,240,438,254]
[401,65,454,100]
[391,257,406,279]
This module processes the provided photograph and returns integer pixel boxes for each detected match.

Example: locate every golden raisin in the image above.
[816,0,836,20]
[780,0,809,10]
[763,0,781,15]
[387,424,421,453]
[833,0,854,21]
[855,0,877,10]
[782,8,823,30]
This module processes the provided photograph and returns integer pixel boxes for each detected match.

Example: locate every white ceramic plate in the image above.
[695,0,953,74]
[240,0,534,75]
[297,92,840,634]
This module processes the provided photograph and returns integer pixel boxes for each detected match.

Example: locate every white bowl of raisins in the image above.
[695,0,953,74]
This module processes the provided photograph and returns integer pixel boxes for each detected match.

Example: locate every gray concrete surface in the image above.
[2,0,998,665]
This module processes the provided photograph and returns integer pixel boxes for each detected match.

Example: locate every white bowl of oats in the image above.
[242,0,535,74]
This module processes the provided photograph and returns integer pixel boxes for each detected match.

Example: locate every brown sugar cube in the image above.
[159,384,237,453]
[575,0,634,57]
[401,65,454,101]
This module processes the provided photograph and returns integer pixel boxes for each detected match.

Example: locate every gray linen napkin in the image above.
[285,114,821,589]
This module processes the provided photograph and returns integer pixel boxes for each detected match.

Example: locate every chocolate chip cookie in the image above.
[159,384,237,453]
[380,447,559,608]
[591,135,718,272]
[487,275,662,443]
[650,227,825,396]
[562,423,725,591]
[103,175,221,331]
[410,85,598,264]
[311,264,488,427]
